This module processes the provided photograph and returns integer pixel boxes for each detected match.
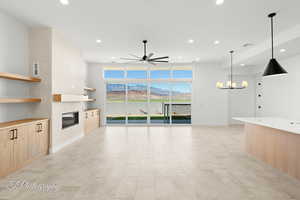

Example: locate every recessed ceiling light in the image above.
[188,39,195,44]
[240,63,245,66]
[60,0,69,5]
[96,39,102,44]
[111,56,116,59]
[280,49,286,53]
[195,58,201,61]
[178,56,183,59]
[216,0,224,6]
[214,40,220,45]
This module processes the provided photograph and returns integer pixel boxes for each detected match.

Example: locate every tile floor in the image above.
[1,126,300,200]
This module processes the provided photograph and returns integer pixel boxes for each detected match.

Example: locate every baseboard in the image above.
[49,133,84,154]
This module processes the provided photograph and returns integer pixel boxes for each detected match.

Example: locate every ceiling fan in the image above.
[121,40,169,64]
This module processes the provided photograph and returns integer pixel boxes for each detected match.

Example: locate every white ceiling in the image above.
[0,0,300,64]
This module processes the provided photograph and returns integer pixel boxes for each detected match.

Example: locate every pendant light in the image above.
[216,50,248,89]
[263,13,287,76]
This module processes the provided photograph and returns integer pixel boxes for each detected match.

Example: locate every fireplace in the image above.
[62,111,79,129]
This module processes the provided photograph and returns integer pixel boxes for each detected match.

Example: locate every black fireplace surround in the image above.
[62,111,79,129]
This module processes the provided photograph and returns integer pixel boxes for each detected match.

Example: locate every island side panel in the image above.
[244,123,300,181]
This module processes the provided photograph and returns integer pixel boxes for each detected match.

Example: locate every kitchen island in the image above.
[234,117,300,181]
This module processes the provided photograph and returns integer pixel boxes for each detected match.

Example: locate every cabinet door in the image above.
[14,126,29,169]
[39,121,49,155]
[28,123,41,159]
[0,129,15,177]
[84,112,89,134]
[95,110,100,127]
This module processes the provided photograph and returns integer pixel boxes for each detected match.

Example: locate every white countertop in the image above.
[233,117,300,135]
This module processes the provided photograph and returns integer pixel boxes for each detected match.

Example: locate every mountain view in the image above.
[106,83,191,102]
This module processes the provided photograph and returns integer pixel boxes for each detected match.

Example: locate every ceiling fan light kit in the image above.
[121,40,169,65]
[263,12,288,76]
[216,50,248,90]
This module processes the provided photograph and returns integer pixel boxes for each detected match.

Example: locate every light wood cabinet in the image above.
[13,125,29,169]
[28,120,49,158]
[0,119,49,178]
[245,124,300,181]
[0,128,14,176]
[84,109,100,135]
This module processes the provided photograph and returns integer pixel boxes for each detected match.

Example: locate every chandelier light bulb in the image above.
[227,81,232,87]
[232,82,237,88]
[242,81,249,88]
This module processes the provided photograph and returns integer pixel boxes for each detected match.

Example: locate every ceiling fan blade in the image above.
[120,58,140,61]
[149,56,169,61]
[147,53,154,59]
[129,54,141,59]
[152,60,169,63]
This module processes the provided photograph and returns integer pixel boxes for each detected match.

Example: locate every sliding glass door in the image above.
[171,82,192,124]
[149,83,170,124]
[106,83,126,124]
[127,83,148,124]
[104,66,192,125]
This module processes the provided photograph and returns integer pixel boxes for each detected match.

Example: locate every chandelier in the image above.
[216,50,248,89]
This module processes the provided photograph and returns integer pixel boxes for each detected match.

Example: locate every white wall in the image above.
[86,63,106,125]
[29,27,52,120]
[51,30,87,153]
[192,63,229,125]
[259,54,300,121]
[0,11,32,122]
[228,75,256,124]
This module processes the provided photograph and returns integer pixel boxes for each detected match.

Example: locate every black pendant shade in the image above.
[263,58,287,76]
[263,13,288,77]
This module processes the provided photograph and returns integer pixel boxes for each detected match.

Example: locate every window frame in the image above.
[103,66,193,125]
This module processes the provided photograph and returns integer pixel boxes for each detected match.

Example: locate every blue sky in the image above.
[105,70,192,93]
[104,70,192,79]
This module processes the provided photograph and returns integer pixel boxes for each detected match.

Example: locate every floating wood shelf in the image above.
[0,72,41,82]
[53,94,94,102]
[0,98,42,104]
[84,87,96,92]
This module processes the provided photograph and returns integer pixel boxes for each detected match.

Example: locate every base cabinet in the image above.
[84,109,100,134]
[0,129,14,176]
[0,119,49,178]
[245,123,300,181]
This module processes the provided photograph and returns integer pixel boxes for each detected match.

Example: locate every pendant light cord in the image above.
[230,50,233,88]
[271,16,274,58]
[144,41,147,56]
[268,13,276,59]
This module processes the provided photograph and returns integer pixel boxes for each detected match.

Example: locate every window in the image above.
[127,83,148,124]
[171,83,192,124]
[150,70,171,79]
[150,83,170,124]
[104,70,125,79]
[106,83,125,103]
[106,83,126,124]
[104,66,192,125]
[127,70,147,79]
